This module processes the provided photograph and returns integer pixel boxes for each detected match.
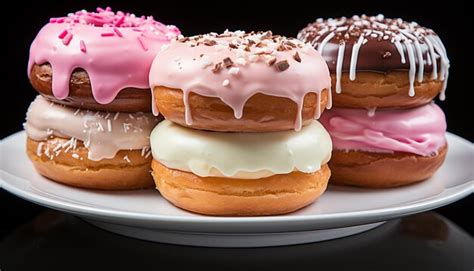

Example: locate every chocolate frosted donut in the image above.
[298,15,450,108]
[28,7,180,112]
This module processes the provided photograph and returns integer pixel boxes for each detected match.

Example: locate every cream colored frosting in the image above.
[25,96,159,161]
[150,120,332,179]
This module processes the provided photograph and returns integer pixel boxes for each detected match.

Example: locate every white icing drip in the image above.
[424,37,438,79]
[403,40,416,97]
[426,50,432,66]
[367,107,376,117]
[335,42,346,94]
[401,30,424,82]
[394,39,406,64]
[349,35,365,81]
[317,32,335,52]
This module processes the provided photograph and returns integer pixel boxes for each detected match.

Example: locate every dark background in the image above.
[2,0,472,246]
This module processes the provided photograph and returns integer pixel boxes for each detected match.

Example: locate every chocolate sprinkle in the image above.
[275,60,290,71]
[212,62,222,73]
[223,57,234,68]
[293,52,301,62]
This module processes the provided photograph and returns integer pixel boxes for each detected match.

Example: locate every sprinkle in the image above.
[53,144,62,152]
[222,79,230,86]
[101,32,115,37]
[80,40,87,53]
[293,52,301,62]
[58,29,68,39]
[72,153,80,159]
[248,54,259,62]
[123,123,131,133]
[141,146,149,156]
[97,122,104,132]
[113,112,120,120]
[144,150,152,159]
[129,114,135,119]
[267,56,277,66]
[275,60,290,71]
[113,27,123,37]
[137,36,148,51]
[36,142,44,157]
[114,16,125,27]
[223,57,233,68]
[382,51,392,58]
[123,155,131,163]
[228,67,240,75]
[212,62,222,73]
[62,32,73,46]
[104,112,111,119]
[107,120,112,132]
[235,57,247,66]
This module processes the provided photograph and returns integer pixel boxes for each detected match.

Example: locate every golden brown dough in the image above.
[153,86,329,132]
[151,160,331,216]
[27,136,154,190]
[331,71,444,109]
[328,144,447,188]
[30,63,151,112]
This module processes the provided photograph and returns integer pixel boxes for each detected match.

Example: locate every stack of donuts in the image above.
[298,15,449,187]
[148,30,333,216]
[24,8,180,190]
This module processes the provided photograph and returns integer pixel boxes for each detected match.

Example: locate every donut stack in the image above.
[148,31,333,216]
[298,15,449,187]
[24,8,180,190]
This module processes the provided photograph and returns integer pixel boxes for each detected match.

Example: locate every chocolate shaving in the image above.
[267,57,277,66]
[212,62,222,73]
[229,43,238,49]
[223,57,234,68]
[275,60,290,71]
[261,31,273,39]
[285,41,297,48]
[293,52,301,62]
[203,39,217,46]
[277,44,286,51]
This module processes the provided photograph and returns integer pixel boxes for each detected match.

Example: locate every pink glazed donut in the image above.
[149,30,332,132]
[28,7,180,112]
[319,103,448,188]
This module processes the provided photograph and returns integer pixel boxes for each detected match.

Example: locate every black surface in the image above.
[1,208,473,271]
[2,0,473,269]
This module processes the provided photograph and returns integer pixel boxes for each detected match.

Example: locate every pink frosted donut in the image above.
[28,7,180,112]
[149,30,332,132]
[319,103,448,187]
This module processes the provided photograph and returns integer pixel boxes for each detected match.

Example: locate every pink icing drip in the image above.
[28,7,180,105]
[149,32,331,130]
[319,103,447,156]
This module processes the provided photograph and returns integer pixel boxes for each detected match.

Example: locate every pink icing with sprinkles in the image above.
[28,7,180,105]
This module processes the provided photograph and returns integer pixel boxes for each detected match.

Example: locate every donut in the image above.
[298,15,450,108]
[25,96,159,190]
[28,7,180,112]
[319,103,447,187]
[149,30,331,132]
[149,120,332,216]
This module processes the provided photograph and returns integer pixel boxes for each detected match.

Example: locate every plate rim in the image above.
[1,131,473,228]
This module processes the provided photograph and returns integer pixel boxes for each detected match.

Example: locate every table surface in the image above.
[0,190,472,270]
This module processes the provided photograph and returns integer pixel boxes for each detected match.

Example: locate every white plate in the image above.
[1,131,473,247]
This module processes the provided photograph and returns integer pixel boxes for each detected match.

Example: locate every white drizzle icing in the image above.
[349,35,365,81]
[335,42,346,94]
[403,39,416,97]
